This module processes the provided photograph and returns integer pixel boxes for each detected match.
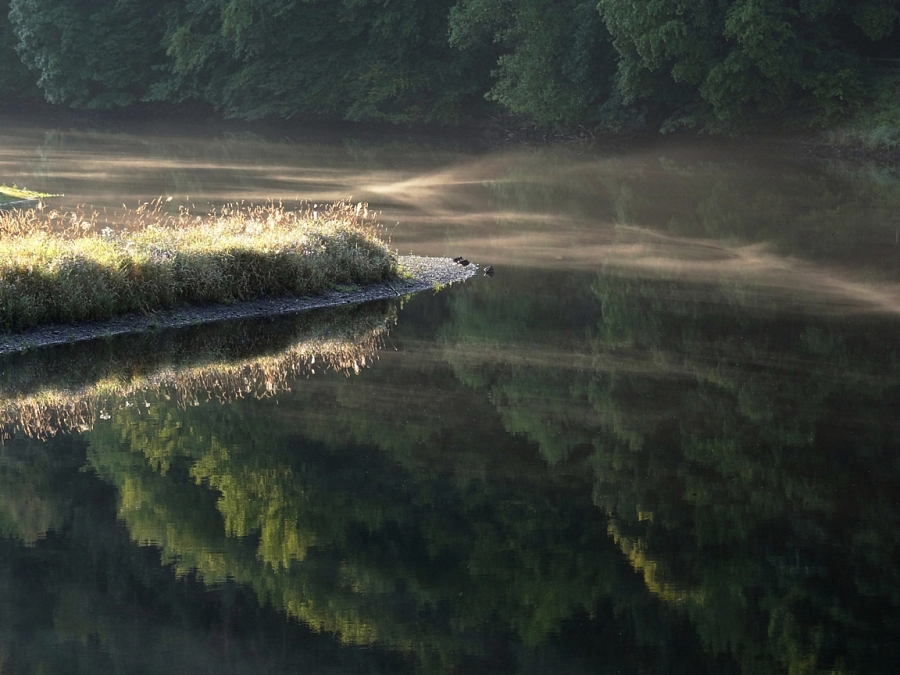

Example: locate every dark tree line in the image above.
[1,0,898,130]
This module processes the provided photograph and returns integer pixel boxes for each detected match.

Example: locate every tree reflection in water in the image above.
[0,147,898,674]
[442,266,900,675]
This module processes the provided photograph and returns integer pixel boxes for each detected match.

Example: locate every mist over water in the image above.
[1,119,899,675]
[5,119,899,314]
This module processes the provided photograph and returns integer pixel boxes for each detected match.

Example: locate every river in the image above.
[0,117,898,675]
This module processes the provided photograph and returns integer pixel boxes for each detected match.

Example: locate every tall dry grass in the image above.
[0,199,396,332]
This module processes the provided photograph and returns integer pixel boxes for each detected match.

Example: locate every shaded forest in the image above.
[1,0,898,135]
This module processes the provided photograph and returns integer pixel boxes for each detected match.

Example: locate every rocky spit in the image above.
[0,255,477,355]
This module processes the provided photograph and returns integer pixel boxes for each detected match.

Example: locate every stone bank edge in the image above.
[0,255,477,355]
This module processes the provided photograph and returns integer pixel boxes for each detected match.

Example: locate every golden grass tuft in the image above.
[0,199,397,332]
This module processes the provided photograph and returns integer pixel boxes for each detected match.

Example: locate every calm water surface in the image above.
[0,118,899,675]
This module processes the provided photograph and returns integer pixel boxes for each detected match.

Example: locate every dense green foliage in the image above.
[158,0,492,122]
[1,0,897,131]
[449,0,623,127]
[598,0,900,128]
[0,0,38,101]
[7,0,169,107]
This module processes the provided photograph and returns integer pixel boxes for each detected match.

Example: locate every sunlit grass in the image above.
[0,199,397,332]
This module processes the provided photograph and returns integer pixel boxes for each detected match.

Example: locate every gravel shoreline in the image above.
[0,255,476,355]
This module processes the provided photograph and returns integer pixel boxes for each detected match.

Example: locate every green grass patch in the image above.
[0,200,397,332]
[0,184,57,204]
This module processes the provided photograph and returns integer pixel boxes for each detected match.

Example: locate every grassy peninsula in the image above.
[0,184,53,206]
[0,200,397,332]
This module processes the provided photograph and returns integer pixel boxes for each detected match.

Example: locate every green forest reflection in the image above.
[0,292,734,674]
[84,401,630,673]
[0,147,899,672]
[0,266,898,673]
[442,267,900,675]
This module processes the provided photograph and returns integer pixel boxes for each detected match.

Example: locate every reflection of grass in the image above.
[0,302,394,440]
[0,200,396,332]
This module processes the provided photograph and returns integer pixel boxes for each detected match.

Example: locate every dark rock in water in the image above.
[452,256,464,263]
[458,258,470,266]
[483,265,494,277]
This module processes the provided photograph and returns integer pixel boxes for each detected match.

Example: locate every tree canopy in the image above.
[1,0,897,129]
